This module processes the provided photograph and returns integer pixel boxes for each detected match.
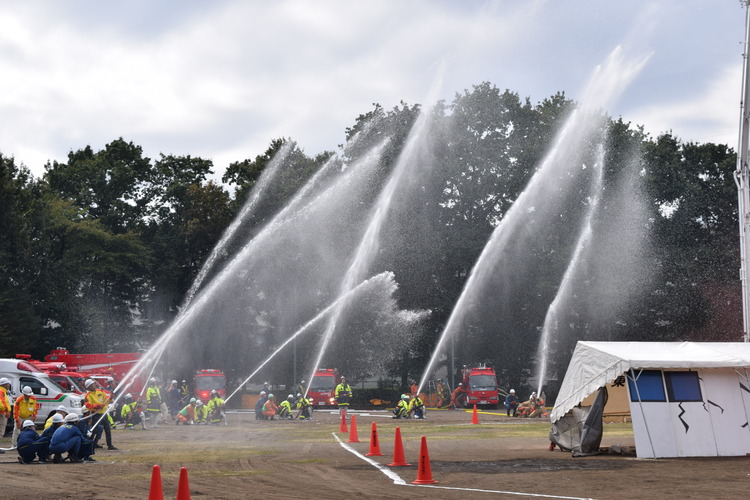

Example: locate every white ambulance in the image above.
[0,358,84,428]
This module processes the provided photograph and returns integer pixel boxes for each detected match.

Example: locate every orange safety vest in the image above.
[0,386,10,416]
[14,395,38,421]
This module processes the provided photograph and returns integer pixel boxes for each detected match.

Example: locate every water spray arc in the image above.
[224,272,395,404]
[417,47,649,395]
[303,102,440,398]
[534,144,606,395]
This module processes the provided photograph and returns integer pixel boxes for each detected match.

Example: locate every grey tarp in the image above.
[550,386,607,456]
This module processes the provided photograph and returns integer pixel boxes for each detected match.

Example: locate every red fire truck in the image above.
[14,354,89,394]
[459,364,499,409]
[194,369,226,403]
[307,368,340,408]
[44,347,144,393]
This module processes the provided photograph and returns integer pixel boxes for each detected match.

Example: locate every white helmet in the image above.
[64,413,79,422]
[288,394,294,400]
[22,420,35,428]
[57,404,67,412]
[510,389,515,394]
[51,413,65,424]
[196,400,203,406]
[150,378,157,384]
[260,391,267,396]
[22,386,33,395]
[297,393,302,398]
[84,379,96,388]
[172,380,178,384]
[300,380,305,384]
[0,377,10,386]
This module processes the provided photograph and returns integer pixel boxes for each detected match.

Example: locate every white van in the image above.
[0,358,84,425]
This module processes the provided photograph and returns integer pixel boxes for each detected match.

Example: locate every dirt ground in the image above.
[2,407,749,499]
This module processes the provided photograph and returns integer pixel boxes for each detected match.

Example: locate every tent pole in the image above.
[628,369,656,458]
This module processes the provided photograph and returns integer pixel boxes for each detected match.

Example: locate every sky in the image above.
[1,1,747,182]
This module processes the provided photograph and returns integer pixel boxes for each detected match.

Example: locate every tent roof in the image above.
[550,341,750,422]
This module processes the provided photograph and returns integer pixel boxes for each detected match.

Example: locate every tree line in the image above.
[0,82,741,396]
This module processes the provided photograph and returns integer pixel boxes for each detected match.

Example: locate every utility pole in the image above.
[736,1,750,342]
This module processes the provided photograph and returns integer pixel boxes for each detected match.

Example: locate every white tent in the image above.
[551,341,750,458]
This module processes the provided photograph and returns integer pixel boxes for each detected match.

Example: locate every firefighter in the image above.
[296,380,306,397]
[410,380,418,398]
[176,398,197,425]
[36,413,64,458]
[434,379,447,408]
[409,392,425,419]
[80,407,104,445]
[146,378,163,428]
[49,413,95,463]
[179,380,190,406]
[194,399,208,424]
[121,393,148,430]
[16,420,46,463]
[278,395,294,419]
[296,393,312,420]
[207,389,226,425]
[255,391,268,420]
[12,386,38,447]
[0,377,11,439]
[84,378,117,450]
[262,394,279,420]
[44,405,68,429]
[167,380,182,418]
[504,389,519,417]
[393,394,410,419]
[335,376,352,415]
[450,383,466,409]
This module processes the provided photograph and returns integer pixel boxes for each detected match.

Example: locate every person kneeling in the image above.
[49,413,95,463]
[175,399,197,425]
[262,394,279,420]
[277,395,294,420]
[392,394,410,419]
[409,393,425,419]
[17,420,47,464]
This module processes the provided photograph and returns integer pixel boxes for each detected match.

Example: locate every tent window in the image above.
[664,371,702,402]
[628,370,666,402]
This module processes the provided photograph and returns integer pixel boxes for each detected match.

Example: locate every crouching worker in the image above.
[121,394,148,430]
[278,395,294,419]
[176,398,197,425]
[17,420,48,464]
[207,390,226,425]
[409,393,425,419]
[49,413,95,463]
[393,394,410,419]
[194,400,208,424]
[262,394,279,420]
[296,393,312,420]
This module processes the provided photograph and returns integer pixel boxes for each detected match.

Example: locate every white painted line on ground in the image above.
[332,433,597,500]
[332,432,406,485]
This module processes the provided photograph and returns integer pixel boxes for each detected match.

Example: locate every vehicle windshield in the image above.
[309,376,335,391]
[50,375,82,392]
[469,375,497,391]
[195,375,226,391]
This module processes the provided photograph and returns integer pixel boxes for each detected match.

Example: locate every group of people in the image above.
[2,376,122,464]
[173,390,227,426]
[254,392,313,420]
[504,390,545,417]
[392,392,425,419]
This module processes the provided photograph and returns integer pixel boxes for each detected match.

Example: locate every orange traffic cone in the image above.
[148,464,164,500]
[340,410,348,433]
[388,427,411,466]
[471,404,479,424]
[365,422,383,456]
[176,467,191,500]
[412,436,438,484]
[347,414,360,443]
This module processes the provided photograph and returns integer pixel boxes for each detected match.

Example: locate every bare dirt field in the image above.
[2,408,749,499]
